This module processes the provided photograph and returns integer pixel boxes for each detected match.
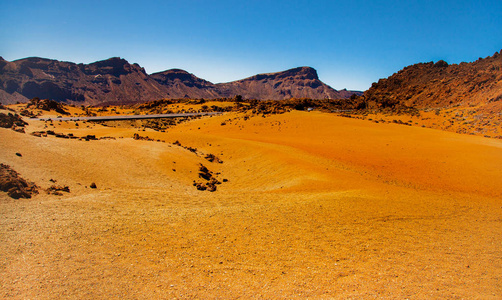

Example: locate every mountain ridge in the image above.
[214,66,358,100]
[0,57,361,105]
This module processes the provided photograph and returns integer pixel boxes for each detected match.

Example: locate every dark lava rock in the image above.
[0,164,38,199]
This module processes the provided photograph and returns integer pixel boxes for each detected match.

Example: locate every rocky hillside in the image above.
[0,57,167,106]
[216,67,359,100]
[364,50,502,111]
[150,69,221,99]
[0,57,360,105]
[358,50,502,138]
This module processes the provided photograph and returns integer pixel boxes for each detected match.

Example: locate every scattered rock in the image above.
[172,140,198,153]
[55,133,70,139]
[0,113,27,132]
[207,183,217,192]
[82,135,97,141]
[26,98,69,115]
[90,182,97,189]
[15,152,22,157]
[198,164,212,181]
[185,146,197,153]
[0,164,39,199]
[194,164,224,192]
[31,131,48,137]
[204,153,223,163]
[46,185,70,196]
[194,182,207,191]
[19,109,37,118]
[133,133,155,141]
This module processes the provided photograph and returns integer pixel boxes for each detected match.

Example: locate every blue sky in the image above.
[1,0,501,90]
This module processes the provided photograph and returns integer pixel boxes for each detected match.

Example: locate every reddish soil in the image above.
[1,104,501,298]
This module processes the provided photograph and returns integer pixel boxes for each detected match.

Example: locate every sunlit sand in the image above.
[1,103,501,298]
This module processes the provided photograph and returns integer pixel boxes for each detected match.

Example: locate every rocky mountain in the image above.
[0,57,168,106]
[216,67,358,100]
[0,57,360,105]
[149,69,221,99]
[363,50,502,110]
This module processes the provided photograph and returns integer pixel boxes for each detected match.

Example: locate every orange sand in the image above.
[1,108,501,298]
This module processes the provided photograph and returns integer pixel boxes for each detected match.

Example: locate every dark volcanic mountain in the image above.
[363,50,502,109]
[0,57,360,105]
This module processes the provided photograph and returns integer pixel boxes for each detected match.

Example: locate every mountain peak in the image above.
[85,57,134,76]
[88,57,129,68]
[161,69,191,74]
[280,66,319,80]
[240,66,319,82]
[150,68,214,89]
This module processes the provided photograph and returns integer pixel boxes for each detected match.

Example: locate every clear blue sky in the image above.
[1,0,501,91]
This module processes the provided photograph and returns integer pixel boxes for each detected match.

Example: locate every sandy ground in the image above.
[1,108,501,298]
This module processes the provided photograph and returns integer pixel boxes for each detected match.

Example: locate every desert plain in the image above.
[1,101,501,299]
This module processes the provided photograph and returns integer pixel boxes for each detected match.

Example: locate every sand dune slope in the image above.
[1,110,501,298]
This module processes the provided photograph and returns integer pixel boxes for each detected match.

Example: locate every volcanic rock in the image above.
[0,112,27,130]
[0,163,38,199]
[26,98,69,115]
